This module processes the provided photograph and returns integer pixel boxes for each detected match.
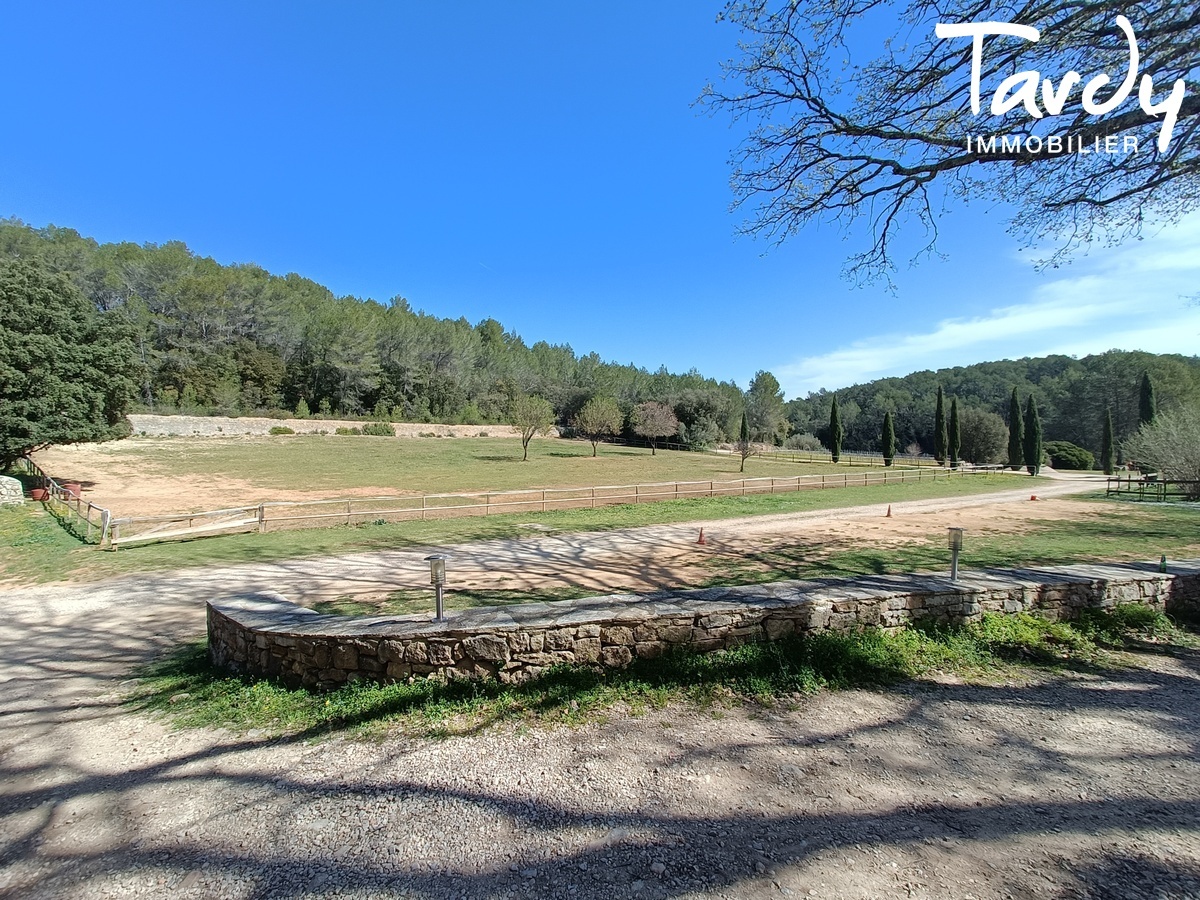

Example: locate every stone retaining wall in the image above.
[208,561,1200,690]
[129,414,531,439]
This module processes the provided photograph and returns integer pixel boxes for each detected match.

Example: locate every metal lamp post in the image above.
[425,554,448,622]
[948,528,965,581]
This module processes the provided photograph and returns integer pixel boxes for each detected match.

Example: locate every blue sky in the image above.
[2,2,1196,399]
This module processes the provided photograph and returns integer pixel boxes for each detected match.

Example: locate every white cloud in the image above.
[777,216,1200,396]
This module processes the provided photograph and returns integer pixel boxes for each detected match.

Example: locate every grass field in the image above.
[36,435,876,504]
[2,473,1038,584]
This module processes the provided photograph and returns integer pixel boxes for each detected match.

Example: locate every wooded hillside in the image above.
[4,218,1196,459]
[0,219,743,447]
[786,352,1200,459]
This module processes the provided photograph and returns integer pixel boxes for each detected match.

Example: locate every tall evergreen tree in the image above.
[1007,387,1024,471]
[737,410,752,472]
[948,398,961,468]
[1138,371,1157,426]
[881,411,896,467]
[1101,407,1116,475]
[933,386,947,465]
[1023,395,1043,475]
[829,395,843,463]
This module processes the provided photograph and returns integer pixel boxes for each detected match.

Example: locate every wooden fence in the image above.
[107,465,994,549]
[19,457,112,544]
[1106,475,1200,502]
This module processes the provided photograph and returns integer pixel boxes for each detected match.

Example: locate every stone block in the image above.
[573,638,601,664]
[332,645,358,669]
[634,641,664,659]
[528,633,545,653]
[545,629,574,651]
[659,624,693,643]
[426,642,455,666]
[633,623,659,642]
[506,632,531,653]
[406,642,428,664]
[379,640,406,663]
[601,626,634,646]
[576,624,601,638]
[463,634,510,663]
[600,645,633,667]
[764,618,794,640]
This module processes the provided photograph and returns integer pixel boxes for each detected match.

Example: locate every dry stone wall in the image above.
[0,475,24,506]
[129,414,531,439]
[208,560,1200,690]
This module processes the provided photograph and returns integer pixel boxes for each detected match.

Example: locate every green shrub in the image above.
[335,426,361,436]
[268,426,295,435]
[361,422,395,437]
[1044,440,1095,470]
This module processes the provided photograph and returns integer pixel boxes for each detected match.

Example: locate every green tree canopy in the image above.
[0,257,136,469]
[745,370,788,445]
[933,386,947,465]
[828,394,843,463]
[506,394,556,462]
[572,396,623,457]
[1007,388,1024,471]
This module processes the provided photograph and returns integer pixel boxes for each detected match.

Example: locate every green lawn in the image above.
[699,498,1200,586]
[48,434,880,496]
[3,473,1038,583]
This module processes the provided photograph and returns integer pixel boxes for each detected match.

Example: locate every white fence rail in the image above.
[108,465,995,549]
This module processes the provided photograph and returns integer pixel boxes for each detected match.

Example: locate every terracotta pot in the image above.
[30,488,48,501]
[62,482,82,498]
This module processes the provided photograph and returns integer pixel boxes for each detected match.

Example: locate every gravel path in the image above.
[4,475,1199,898]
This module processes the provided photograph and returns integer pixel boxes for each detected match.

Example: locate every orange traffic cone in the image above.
[697,528,706,545]
[885,504,892,518]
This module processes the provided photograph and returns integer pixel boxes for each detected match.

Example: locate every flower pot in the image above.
[30,488,48,501]
[62,482,82,498]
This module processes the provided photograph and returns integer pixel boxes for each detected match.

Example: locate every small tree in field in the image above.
[572,396,622,457]
[632,401,678,455]
[507,394,555,461]
[828,395,843,463]
[736,411,753,473]
[295,398,310,419]
[881,411,895,467]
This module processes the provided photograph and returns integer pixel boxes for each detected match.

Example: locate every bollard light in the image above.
[947,527,965,580]
[425,554,448,622]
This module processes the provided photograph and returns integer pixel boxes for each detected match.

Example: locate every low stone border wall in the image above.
[208,560,1200,690]
[128,414,529,439]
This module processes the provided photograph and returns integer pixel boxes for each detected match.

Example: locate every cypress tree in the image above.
[738,411,751,473]
[825,396,844,460]
[829,395,843,463]
[1138,371,1157,426]
[1007,387,1023,471]
[933,386,947,465]
[1023,394,1043,475]
[881,411,896,467]
[1101,407,1116,475]
[948,398,961,468]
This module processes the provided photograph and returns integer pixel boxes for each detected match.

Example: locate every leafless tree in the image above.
[703,0,1200,283]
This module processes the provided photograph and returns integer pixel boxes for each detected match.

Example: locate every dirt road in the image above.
[3,475,1198,898]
